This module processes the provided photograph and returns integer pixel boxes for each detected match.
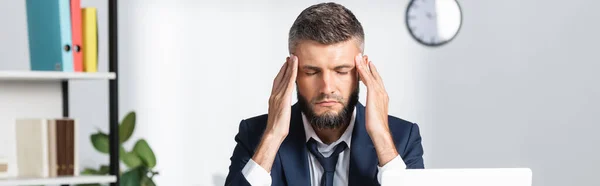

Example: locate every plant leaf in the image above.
[119,146,143,169]
[81,168,100,175]
[119,146,126,156]
[99,165,110,175]
[141,175,156,186]
[122,150,143,169]
[120,167,141,186]
[133,139,156,168]
[91,132,110,154]
[119,111,136,144]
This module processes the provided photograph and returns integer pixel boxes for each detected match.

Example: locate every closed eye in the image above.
[306,71,318,75]
[334,65,353,75]
[303,66,321,76]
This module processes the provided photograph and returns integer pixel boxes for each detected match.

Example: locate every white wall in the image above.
[424,1,600,186]
[1,0,599,186]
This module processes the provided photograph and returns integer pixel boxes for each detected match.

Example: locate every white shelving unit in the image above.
[1,0,122,185]
[0,175,116,186]
[0,70,119,186]
[0,71,116,81]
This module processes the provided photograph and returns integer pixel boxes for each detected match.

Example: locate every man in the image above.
[225,2,424,186]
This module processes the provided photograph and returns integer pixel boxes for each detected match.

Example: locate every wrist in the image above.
[367,127,388,137]
[263,130,287,144]
[264,127,288,142]
[252,130,287,172]
[366,120,390,136]
[368,130,399,166]
[376,147,399,166]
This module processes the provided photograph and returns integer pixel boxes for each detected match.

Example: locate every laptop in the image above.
[381,168,532,186]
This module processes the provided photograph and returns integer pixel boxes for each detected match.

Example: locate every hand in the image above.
[251,55,298,172]
[355,54,390,135]
[266,55,298,138]
[355,53,399,166]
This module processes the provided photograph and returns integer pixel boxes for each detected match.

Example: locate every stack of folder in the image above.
[14,118,79,178]
[25,0,98,72]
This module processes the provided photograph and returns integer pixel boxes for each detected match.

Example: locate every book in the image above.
[15,118,78,178]
[55,119,78,176]
[0,157,7,178]
[47,120,57,177]
[0,164,7,173]
[70,0,84,72]
[81,7,98,72]
[15,119,51,178]
[25,0,75,72]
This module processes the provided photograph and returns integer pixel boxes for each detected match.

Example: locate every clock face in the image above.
[406,0,463,46]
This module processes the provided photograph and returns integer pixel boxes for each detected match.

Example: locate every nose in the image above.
[319,71,335,95]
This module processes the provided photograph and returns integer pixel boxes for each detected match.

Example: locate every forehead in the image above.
[294,39,361,67]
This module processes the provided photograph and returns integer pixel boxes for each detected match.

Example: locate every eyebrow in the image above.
[302,65,354,71]
[302,65,321,72]
[334,65,354,70]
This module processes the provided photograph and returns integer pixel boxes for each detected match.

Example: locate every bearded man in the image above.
[225,2,424,186]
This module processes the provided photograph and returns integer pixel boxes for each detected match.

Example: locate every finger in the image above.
[355,53,373,86]
[274,58,289,85]
[368,60,381,81]
[363,54,370,72]
[364,57,372,77]
[272,59,289,94]
[368,61,386,90]
[277,55,295,94]
[286,55,298,93]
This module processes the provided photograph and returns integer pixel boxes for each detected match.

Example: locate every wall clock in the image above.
[406,0,463,47]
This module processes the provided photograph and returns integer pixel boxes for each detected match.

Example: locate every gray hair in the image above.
[288,2,365,54]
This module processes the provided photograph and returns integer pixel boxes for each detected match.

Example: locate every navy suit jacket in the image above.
[225,102,424,186]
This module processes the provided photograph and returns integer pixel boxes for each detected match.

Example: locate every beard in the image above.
[297,86,359,130]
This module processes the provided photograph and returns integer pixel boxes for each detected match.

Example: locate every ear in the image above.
[363,54,369,66]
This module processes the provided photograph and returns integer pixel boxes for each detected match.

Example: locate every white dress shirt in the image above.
[242,107,406,186]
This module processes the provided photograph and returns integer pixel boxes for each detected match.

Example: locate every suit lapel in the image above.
[279,103,311,186]
[349,103,380,186]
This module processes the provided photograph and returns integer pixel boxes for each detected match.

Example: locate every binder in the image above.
[55,119,78,176]
[25,0,74,72]
[15,118,79,178]
[15,119,51,177]
[82,8,98,72]
[0,163,6,173]
[70,0,84,72]
[0,158,8,178]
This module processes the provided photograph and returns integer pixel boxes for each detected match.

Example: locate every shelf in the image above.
[0,175,116,185]
[0,71,116,81]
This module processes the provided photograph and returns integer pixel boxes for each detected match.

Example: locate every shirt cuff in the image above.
[377,155,407,184]
[242,159,272,186]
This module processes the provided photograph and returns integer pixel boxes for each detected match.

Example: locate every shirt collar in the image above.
[301,107,356,148]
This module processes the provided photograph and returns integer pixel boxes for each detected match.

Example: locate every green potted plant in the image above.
[80,111,158,186]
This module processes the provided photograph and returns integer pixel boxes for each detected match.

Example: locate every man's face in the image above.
[294,38,363,129]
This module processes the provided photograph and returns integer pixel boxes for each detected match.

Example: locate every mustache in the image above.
[311,93,344,103]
